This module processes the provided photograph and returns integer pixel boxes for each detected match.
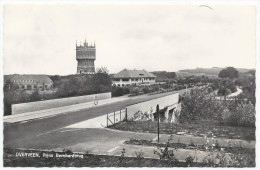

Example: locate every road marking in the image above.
[60,129,81,133]
[36,128,64,137]
[19,121,28,123]
[107,146,120,153]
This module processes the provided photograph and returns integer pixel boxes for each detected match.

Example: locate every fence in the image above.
[107,108,127,127]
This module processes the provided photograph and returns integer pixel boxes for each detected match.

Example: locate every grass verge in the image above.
[109,119,255,140]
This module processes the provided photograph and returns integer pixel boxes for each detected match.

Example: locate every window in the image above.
[122,78,129,82]
[27,85,32,90]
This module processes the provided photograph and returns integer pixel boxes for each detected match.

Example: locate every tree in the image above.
[151,71,177,80]
[91,72,112,93]
[96,66,109,74]
[217,87,231,96]
[30,90,41,101]
[180,87,224,120]
[247,70,255,76]
[218,67,239,79]
[4,79,19,91]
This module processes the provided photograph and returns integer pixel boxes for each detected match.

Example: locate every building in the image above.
[76,39,96,74]
[113,69,156,87]
[4,74,53,90]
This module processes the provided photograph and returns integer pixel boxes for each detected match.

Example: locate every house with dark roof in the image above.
[113,69,156,87]
[4,74,53,90]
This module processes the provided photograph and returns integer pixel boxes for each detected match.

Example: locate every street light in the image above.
[156,104,160,143]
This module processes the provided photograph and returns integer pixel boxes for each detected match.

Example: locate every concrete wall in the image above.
[12,92,111,115]
[126,93,179,122]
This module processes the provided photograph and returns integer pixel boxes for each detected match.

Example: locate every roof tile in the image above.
[113,69,156,78]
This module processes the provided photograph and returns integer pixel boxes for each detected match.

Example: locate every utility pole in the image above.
[156,104,160,143]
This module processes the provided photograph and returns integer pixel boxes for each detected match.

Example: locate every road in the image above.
[4,87,254,163]
[4,89,187,147]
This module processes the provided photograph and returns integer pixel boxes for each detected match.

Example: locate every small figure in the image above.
[94,95,98,105]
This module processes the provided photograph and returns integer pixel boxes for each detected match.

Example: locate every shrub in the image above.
[185,156,195,167]
[154,141,179,166]
[217,87,231,96]
[142,87,150,94]
[62,148,73,154]
[131,110,152,121]
[130,88,140,96]
[225,102,255,127]
[111,87,124,97]
[123,88,130,94]
[180,87,225,120]
[135,150,144,167]
[119,148,126,166]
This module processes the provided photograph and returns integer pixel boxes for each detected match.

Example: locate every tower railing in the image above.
[76,56,96,60]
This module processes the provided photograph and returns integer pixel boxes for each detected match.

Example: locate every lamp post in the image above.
[42,83,45,100]
[156,104,160,143]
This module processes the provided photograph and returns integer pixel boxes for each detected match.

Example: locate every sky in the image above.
[3,4,256,75]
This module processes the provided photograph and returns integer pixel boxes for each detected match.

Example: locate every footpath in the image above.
[3,96,129,124]
[42,127,254,164]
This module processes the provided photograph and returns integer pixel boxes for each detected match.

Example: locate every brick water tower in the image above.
[76,39,96,74]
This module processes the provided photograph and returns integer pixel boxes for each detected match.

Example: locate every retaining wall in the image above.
[12,92,112,115]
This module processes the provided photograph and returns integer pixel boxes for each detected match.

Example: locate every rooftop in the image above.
[113,69,156,78]
[4,74,53,84]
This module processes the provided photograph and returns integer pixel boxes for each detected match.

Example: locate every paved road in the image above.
[4,90,187,147]
[4,88,254,163]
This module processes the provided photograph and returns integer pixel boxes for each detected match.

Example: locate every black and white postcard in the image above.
[1,0,259,168]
